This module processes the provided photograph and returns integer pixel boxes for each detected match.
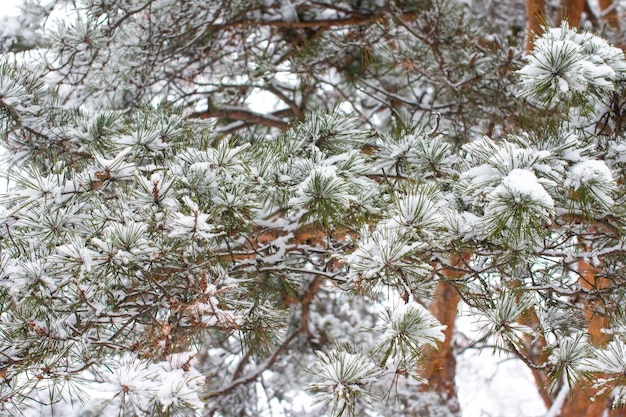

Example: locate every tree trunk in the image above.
[557,0,586,27]
[420,253,470,415]
[522,312,553,410]
[598,0,620,29]
[526,0,619,52]
[558,250,620,416]
[421,281,460,413]
[525,0,545,52]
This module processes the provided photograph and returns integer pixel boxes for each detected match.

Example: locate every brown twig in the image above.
[190,107,290,130]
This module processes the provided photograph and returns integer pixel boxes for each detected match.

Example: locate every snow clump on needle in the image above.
[517,22,626,109]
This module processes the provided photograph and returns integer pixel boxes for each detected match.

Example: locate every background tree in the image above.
[0,1,625,417]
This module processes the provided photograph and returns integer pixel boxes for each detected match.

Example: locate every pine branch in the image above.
[266,84,303,121]
[190,107,290,130]
[508,341,548,371]
[211,10,419,31]
[204,330,300,400]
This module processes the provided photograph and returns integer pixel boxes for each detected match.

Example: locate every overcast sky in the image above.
[3,0,21,15]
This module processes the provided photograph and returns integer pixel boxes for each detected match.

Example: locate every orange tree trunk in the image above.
[559,257,613,417]
[526,0,619,52]
[598,0,620,29]
[525,0,545,52]
[557,0,586,27]
[545,233,625,417]
[419,253,470,415]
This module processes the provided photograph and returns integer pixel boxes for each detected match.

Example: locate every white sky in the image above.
[3,0,22,15]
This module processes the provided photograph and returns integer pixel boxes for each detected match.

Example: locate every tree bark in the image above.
[557,0,587,27]
[522,312,553,410]
[526,0,546,52]
[558,250,620,416]
[422,281,460,413]
[420,253,470,415]
[525,0,620,52]
[598,0,621,29]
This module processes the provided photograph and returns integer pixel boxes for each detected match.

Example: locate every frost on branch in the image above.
[382,184,448,239]
[345,226,432,291]
[373,301,446,372]
[564,160,616,217]
[308,348,382,417]
[0,1,49,53]
[482,168,555,249]
[307,299,447,417]
[289,166,354,228]
[582,338,626,407]
[99,352,204,415]
[1,0,626,415]
[548,333,589,389]
[518,22,626,111]
[476,292,534,350]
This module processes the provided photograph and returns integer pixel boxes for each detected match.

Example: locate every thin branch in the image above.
[190,107,290,130]
[205,329,300,399]
[508,341,548,371]
[266,84,302,121]
[211,11,418,31]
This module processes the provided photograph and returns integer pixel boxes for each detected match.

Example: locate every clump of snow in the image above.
[481,169,555,249]
[379,301,446,349]
[102,353,204,414]
[461,164,501,194]
[518,22,626,108]
[564,160,615,210]
[308,349,382,413]
[565,160,613,188]
[494,169,554,208]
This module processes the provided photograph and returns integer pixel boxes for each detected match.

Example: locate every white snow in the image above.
[497,168,554,208]
[566,159,613,188]
[517,23,626,107]
[381,301,446,348]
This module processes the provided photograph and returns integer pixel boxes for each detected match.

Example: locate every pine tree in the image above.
[0,1,625,417]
